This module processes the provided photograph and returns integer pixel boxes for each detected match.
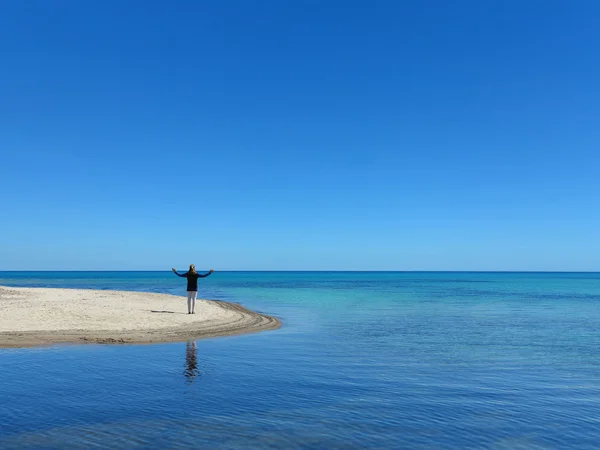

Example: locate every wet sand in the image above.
[0,286,281,348]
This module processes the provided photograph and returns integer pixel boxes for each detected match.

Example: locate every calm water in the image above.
[1,272,600,449]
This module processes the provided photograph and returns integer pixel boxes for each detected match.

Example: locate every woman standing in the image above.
[172,265,214,314]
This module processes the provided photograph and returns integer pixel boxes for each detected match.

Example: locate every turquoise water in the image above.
[1,271,600,448]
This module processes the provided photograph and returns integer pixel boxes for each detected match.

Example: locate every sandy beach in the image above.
[0,286,280,348]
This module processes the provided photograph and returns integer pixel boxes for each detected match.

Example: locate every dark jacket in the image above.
[174,270,212,291]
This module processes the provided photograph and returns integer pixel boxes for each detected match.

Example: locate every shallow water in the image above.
[1,272,600,448]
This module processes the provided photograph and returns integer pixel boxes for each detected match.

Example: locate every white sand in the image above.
[0,286,280,347]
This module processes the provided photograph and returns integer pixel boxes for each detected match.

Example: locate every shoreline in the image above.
[0,286,281,348]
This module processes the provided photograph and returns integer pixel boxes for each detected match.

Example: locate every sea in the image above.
[1,271,600,449]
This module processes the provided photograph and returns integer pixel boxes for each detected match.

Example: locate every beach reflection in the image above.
[184,341,200,383]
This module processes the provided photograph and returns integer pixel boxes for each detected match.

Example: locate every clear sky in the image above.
[1,0,599,271]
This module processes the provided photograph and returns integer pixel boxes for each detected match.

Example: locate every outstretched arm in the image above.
[172,268,187,277]
[198,269,215,278]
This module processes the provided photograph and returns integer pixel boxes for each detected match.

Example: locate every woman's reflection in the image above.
[184,340,200,382]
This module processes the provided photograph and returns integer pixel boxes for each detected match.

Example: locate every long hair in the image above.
[189,264,197,274]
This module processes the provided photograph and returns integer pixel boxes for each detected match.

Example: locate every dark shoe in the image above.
[192,312,195,314]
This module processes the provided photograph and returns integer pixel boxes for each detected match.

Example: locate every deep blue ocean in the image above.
[1,271,600,449]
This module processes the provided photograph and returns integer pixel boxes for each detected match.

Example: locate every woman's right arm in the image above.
[172,268,186,277]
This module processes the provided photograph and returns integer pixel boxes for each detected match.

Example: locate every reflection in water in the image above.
[184,341,200,383]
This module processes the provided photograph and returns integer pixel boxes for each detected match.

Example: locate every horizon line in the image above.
[1,270,600,274]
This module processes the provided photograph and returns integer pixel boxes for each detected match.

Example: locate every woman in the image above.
[172,265,214,314]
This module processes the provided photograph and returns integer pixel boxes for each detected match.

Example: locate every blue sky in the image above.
[1,0,599,271]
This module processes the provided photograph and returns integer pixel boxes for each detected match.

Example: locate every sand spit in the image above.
[0,286,280,348]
